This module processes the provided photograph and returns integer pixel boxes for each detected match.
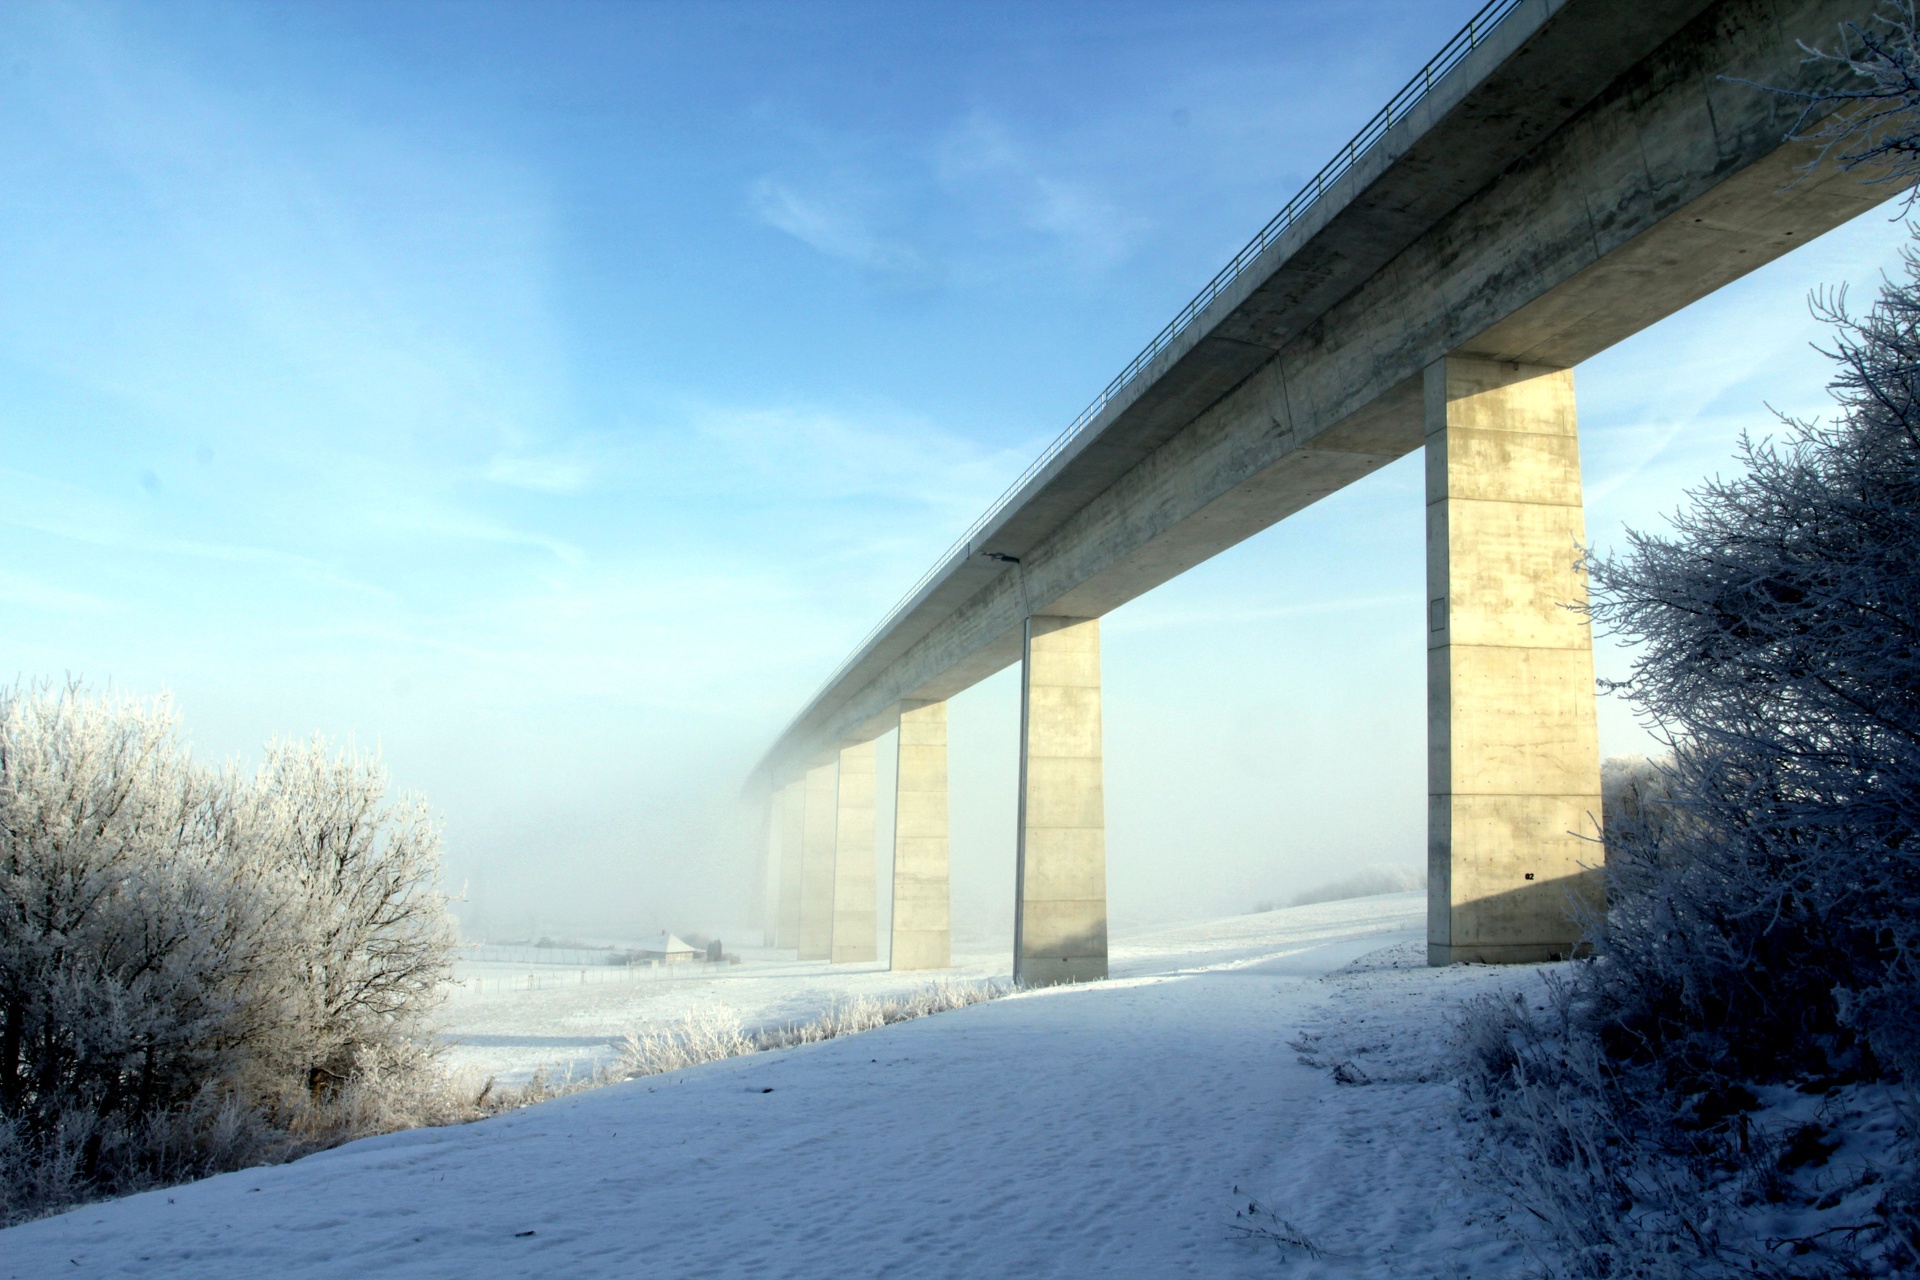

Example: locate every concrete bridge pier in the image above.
[890,699,951,970]
[831,739,879,963]
[1014,615,1107,987]
[1426,356,1604,966]
[774,778,805,951]
[757,799,775,947]
[799,761,838,961]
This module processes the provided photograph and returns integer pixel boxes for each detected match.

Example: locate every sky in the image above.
[0,0,1911,946]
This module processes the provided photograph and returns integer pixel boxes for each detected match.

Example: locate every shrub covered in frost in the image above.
[1580,245,1920,1088]
[612,980,1007,1079]
[0,684,458,1222]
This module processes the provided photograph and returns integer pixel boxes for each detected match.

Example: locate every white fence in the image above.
[470,944,637,967]
[458,966,660,995]
[456,953,732,996]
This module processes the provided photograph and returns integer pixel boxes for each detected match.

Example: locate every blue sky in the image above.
[1,0,1910,942]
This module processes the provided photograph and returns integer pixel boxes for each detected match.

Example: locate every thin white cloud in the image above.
[748,108,1149,285]
[363,497,586,566]
[1025,177,1146,268]
[0,3,567,471]
[936,110,1151,271]
[684,400,1033,517]
[485,453,591,494]
[0,466,397,598]
[0,570,125,616]
[748,177,934,281]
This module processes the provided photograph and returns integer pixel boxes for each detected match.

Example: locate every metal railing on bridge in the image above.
[782,0,1527,737]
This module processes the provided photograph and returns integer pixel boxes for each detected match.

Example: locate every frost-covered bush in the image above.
[248,739,455,1095]
[612,981,1006,1080]
[1775,0,1920,196]
[1598,755,1671,843]
[0,684,457,1221]
[1454,979,1920,1279]
[1582,247,1920,1086]
[1455,985,1755,1278]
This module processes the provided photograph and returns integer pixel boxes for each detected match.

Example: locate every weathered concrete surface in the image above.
[1016,617,1108,987]
[891,699,951,971]
[1426,357,1603,964]
[753,0,1892,789]
[832,740,879,964]
[799,763,837,962]
[775,779,805,952]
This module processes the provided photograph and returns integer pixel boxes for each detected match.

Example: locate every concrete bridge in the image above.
[749,0,1891,982]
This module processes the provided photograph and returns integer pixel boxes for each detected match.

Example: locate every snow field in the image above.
[437,890,1433,1088]
[440,946,1014,1086]
[4,891,1546,1278]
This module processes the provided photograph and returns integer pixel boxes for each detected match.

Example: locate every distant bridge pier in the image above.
[773,778,805,950]
[832,740,879,963]
[1425,356,1603,965]
[1014,615,1107,987]
[890,699,952,970]
[799,762,838,961]
[757,801,774,947]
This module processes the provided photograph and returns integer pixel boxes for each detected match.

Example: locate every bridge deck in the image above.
[755,0,1888,785]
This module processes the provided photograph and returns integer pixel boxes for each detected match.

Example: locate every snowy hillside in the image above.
[2,892,1542,1279]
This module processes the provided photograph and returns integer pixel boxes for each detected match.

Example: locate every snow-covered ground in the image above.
[3,891,1544,1278]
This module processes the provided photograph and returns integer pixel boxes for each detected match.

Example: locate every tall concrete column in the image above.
[798,762,837,961]
[757,794,776,946]
[1426,356,1603,966]
[831,739,878,964]
[1015,615,1106,987]
[891,699,950,971]
[775,778,805,951]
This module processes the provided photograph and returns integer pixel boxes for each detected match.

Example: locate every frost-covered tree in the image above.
[1776,0,1920,195]
[249,739,456,1095]
[1573,1,1920,1085]
[1586,251,1920,1082]
[0,684,457,1219]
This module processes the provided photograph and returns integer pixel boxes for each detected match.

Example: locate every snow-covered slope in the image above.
[3,892,1537,1278]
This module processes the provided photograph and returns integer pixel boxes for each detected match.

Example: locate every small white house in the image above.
[634,932,699,964]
